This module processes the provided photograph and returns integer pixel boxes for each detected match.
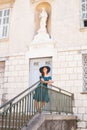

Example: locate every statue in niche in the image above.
[38,8,48,33]
[32,7,54,43]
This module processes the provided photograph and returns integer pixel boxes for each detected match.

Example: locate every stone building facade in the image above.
[0,0,87,130]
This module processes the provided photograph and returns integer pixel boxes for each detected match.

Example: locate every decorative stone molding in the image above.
[0,0,15,5]
[31,0,53,4]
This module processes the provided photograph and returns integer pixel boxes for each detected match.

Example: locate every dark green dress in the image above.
[33,76,52,102]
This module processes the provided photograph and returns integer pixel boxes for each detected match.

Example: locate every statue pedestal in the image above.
[32,32,54,44]
[27,30,56,55]
[26,40,57,59]
[30,41,55,50]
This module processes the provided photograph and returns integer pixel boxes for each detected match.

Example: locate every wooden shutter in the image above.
[0,8,10,39]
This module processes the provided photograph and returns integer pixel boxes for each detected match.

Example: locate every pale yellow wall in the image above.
[0,0,87,55]
[0,0,35,55]
[52,0,87,49]
[9,0,35,54]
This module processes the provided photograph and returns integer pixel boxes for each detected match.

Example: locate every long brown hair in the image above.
[41,68,49,76]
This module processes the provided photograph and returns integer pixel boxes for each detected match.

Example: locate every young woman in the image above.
[33,66,54,112]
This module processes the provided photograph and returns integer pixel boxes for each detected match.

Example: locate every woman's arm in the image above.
[40,78,54,84]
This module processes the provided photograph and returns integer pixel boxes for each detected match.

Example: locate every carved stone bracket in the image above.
[0,0,15,5]
[31,0,53,4]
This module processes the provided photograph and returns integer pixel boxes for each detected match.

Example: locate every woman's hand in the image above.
[40,78,54,85]
[47,80,54,85]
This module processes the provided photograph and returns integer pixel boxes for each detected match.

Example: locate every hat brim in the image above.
[39,66,50,73]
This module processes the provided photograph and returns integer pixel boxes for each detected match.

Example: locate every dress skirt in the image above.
[33,83,49,102]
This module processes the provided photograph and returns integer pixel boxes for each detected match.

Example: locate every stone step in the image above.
[22,114,77,130]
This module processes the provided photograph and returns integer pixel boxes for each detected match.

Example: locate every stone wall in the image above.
[38,120,76,130]
[22,114,77,130]
[0,54,29,103]
[57,50,83,93]
[0,49,87,130]
[57,49,87,130]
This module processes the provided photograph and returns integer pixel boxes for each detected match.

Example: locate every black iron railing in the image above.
[0,81,74,130]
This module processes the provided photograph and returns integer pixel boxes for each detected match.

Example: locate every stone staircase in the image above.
[0,81,75,130]
[0,113,33,130]
[22,113,77,130]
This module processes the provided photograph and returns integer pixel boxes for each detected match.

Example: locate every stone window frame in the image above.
[0,60,7,106]
[80,51,87,94]
[80,52,87,95]
[82,54,87,91]
[0,0,15,42]
[80,0,87,29]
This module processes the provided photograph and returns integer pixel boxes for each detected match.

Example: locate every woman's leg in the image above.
[34,100,39,111]
[34,101,46,112]
[41,102,45,109]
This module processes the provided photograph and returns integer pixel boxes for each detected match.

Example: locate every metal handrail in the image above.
[0,81,40,109]
[0,81,73,109]
[0,81,74,130]
[50,84,74,99]
[51,84,73,95]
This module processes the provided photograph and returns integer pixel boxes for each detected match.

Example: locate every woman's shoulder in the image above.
[46,74,52,78]
[40,75,51,78]
[48,76,52,80]
[40,75,52,79]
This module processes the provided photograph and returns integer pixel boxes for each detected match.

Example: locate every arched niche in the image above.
[35,2,51,37]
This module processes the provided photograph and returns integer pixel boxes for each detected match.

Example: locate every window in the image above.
[81,0,87,27]
[0,61,6,105]
[0,8,10,39]
[84,20,87,26]
[82,54,87,91]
